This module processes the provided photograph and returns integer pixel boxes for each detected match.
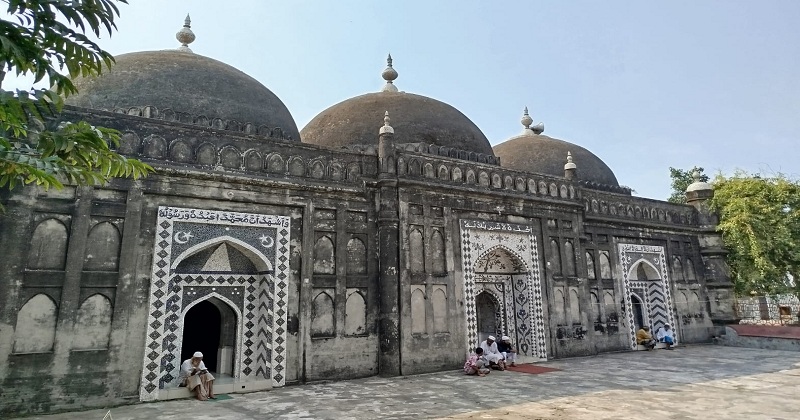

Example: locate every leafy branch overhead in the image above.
[0,0,152,206]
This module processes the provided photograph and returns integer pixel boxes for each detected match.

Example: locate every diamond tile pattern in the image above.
[139,206,291,402]
[617,244,677,350]
[459,220,547,360]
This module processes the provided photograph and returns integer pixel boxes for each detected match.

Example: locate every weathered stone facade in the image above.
[0,44,735,416]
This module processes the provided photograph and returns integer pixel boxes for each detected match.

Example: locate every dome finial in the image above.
[564,151,577,170]
[520,107,544,135]
[176,14,196,53]
[379,110,394,134]
[381,54,399,92]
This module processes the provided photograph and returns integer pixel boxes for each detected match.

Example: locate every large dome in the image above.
[301,57,493,156]
[66,50,300,140]
[493,110,619,187]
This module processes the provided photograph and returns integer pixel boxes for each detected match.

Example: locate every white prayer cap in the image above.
[193,351,203,358]
[502,335,510,341]
[487,335,496,341]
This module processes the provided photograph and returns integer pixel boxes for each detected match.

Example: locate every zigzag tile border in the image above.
[618,244,677,350]
[459,220,547,360]
[139,206,290,401]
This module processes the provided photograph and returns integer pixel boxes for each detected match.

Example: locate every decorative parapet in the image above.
[110,105,294,141]
[61,107,370,185]
[578,179,632,195]
[395,150,579,202]
[397,142,501,165]
[582,189,697,227]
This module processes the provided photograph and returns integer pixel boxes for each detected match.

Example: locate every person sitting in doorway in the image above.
[464,347,491,377]
[497,335,517,367]
[180,351,216,400]
[656,324,676,350]
[636,326,657,350]
[479,335,506,370]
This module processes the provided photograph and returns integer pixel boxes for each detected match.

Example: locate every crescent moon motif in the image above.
[259,235,274,248]
[174,231,193,244]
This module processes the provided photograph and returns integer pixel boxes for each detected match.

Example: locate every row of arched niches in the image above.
[14,217,122,354]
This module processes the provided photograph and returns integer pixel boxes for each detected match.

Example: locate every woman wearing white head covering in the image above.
[180,351,216,400]
[478,336,506,369]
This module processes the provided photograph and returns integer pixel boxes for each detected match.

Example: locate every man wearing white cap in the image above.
[180,351,216,400]
[497,335,517,367]
[479,335,506,370]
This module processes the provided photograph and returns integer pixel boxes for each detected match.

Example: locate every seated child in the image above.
[464,347,491,376]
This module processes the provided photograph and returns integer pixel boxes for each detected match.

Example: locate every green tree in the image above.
[710,171,800,296]
[0,0,152,210]
[667,166,708,203]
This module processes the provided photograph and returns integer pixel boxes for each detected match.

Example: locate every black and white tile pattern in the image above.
[459,220,547,360]
[618,244,676,349]
[139,207,290,401]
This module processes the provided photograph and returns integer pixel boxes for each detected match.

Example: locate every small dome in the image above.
[66,50,300,140]
[493,109,618,186]
[301,56,493,156]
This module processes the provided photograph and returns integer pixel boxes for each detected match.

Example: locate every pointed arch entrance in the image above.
[140,207,291,402]
[459,220,548,361]
[617,244,677,349]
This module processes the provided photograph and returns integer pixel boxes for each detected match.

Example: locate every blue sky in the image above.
[6,0,799,200]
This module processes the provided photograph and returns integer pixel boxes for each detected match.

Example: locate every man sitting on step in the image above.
[656,324,676,350]
[636,326,657,350]
[179,351,216,401]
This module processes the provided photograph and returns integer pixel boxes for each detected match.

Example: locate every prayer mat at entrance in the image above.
[505,364,561,375]
[208,394,234,402]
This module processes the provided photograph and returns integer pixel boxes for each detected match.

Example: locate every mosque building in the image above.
[0,17,735,415]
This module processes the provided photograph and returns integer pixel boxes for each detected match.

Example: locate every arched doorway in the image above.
[181,297,237,374]
[631,294,645,330]
[475,292,500,343]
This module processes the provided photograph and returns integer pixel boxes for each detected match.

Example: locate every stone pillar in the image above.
[685,173,738,327]
[376,112,401,375]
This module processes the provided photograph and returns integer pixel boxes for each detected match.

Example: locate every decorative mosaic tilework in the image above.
[459,220,547,360]
[139,207,290,401]
[617,244,677,350]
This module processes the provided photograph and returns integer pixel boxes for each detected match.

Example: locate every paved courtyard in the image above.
[17,345,800,420]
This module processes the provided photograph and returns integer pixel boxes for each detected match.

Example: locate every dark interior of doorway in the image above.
[631,295,645,330]
[181,300,221,372]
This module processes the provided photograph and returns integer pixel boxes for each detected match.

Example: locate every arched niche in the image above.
[569,288,581,324]
[599,251,612,279]
[14,294,58,353]
[84,222,121,271]
[429,229,446,274]
[672,256,685,281]
[409,228,424,273]
[586,252,596,279]
[564,240,576,276]
[631,260,661,281]
[346,238,367,275]
[432,286,447,333]
[549,239,562,276]
[174,239,269,274]
[74,294,113,349]
[28,218,69,270]
[474,246,527,274]
[411,286,426,334]
[311,290,335,337]
[553,288,566,325]
[313,235,336,275]
[344,290,366,335]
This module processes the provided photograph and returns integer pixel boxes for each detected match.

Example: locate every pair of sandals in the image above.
[490,362,506,371]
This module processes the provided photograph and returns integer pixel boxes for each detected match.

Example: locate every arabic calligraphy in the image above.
[159,207,290,227]
[461,220,532,233]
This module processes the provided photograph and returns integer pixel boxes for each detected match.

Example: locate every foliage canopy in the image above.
[0,0,152,207]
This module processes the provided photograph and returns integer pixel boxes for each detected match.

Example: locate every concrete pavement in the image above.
[15,345,800,420]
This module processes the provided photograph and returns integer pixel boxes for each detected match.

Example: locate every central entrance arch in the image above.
[475,292,501,343]
[181,297,237,374]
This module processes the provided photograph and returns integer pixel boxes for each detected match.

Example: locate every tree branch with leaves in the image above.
[0,0,152,209]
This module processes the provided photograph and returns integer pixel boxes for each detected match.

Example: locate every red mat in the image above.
[504,364,561,375]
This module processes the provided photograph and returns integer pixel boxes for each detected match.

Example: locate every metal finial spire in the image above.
[379,111,394,134]
[520,107,544,135]
[521,107,533,129]
[176,14,196,53]
[381,54,399,92]
[564,151,576,170]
